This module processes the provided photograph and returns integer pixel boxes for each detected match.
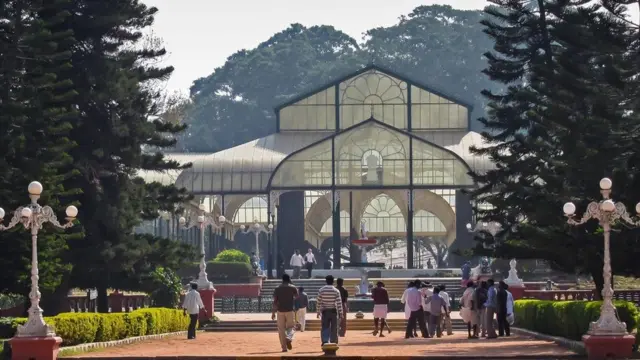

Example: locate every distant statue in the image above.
[360,220,368,239]
[504,258,524,286]
[365,153,379,182]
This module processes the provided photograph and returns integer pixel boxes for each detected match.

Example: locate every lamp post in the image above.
[179,204,226,290]
[0,181,78,337]
[239,220,273,262]
[563,177,640,336]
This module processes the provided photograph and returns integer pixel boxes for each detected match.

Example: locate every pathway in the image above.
[63,331,579,358]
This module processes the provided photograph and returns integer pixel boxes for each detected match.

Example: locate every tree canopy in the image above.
[176,5,499,152]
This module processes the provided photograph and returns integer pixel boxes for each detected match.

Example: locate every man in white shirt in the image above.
[290,250,304,279]
[420,282,433,337]
[438,285,453,335]
[182,283,206,339]
[304,249,316,279]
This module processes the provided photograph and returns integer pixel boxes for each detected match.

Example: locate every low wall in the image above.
[271,268,462,278]
[214,284,261,297]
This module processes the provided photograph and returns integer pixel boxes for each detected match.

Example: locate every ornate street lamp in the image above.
[563,177,640,336]
[239,220,274,261]
[179,204,226,290]
[0,181,78,337]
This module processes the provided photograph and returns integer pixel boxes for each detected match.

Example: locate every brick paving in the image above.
[63,331,579,358]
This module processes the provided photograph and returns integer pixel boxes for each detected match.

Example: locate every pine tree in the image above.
[55,0,193,311]
[471,0,640,294]
[0,0,81,306]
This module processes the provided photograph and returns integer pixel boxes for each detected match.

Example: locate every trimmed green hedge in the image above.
[0,308,188,346]
[514,300,639,341]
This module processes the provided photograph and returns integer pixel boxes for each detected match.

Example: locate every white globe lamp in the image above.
[27,181,43,196]
[65,205,78,218]
[563,202,576,216]
[21,207,32,218]
[601,200,615,212]
[599,177,613,190]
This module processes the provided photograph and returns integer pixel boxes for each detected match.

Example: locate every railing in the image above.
[217,295,460,313]
[522,289,640,305]
[68,294,149,313]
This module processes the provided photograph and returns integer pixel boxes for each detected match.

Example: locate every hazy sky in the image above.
[142,0,640,94]
[142,0,490,94]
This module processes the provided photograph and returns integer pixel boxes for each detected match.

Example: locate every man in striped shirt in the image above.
[316,275,343,345]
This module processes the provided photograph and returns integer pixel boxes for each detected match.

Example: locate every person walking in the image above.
[420,282,433,337]
[404,280,428,339]
[271,274,298,352]
[425,286,447,338]
[438,284,453,335]
[496,281,511,337]
[506,286,515,326]
[371,281,391,337]
[460,281,479,339]
[484,279,498,339]
[336,278,349,337]
[304,249,316,278]
[400,281,417,337]
[294,287,309,332]
[475,281,488,337]
[182,283,206,340]
[317,275,343,345]
[290,250,304,279]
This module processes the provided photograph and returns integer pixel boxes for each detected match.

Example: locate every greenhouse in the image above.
[137,64,493,274]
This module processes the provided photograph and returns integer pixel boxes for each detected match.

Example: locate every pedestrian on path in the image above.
[400,281,417,337]
[484,279,498,339]
[290,250,304,279]
[182,283,206,340]
[496,281,511,337]
[425,286,447,338]
[336,278,349,337]
[460,281,479,339]
[304,249,316,278]
[404,280,428,339]
[294,287,309,331]
[438,284,453,335]
[316,275,343,345]
[371,281,391,337]
[271,274,298,352]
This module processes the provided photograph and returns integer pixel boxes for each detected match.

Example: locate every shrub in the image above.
[0,308,188,346]
[207,261,252,280]
[514,300,639,341]
[143,267,183,308]
[213,249,249,263]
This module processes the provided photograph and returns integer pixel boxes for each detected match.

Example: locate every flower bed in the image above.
[0,308,188,347]
[514,299,639,344]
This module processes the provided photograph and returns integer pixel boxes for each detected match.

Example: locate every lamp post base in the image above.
[582,334,635,360]
[9,336,62,360]
[196,278,214,290]
[321,342,339,356]
[197,288,216,322]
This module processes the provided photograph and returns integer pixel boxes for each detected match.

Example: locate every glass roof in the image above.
[277,65,470,132]
[270,119,474,189]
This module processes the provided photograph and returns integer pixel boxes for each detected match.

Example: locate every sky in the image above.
[142,0,490,94]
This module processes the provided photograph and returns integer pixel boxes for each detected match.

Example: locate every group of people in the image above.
[289,249,317,279]
[460,279,514,339]
[400,280,452,339]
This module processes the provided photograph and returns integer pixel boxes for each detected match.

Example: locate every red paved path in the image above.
[63,331,578,358]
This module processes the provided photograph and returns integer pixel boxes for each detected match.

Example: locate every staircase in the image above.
[260,278,463,299]
[343,278,463,298]
[204,318,468,332]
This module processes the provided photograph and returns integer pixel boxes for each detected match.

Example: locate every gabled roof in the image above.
[273,63,474,112]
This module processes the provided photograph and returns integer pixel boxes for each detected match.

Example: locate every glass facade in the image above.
[278,68,470,132]
[270,121,473,189]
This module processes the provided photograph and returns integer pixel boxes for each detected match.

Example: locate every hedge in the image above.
[0,308,188,346]
[514,299,639,341]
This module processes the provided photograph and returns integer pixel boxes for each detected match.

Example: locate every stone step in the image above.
[204,319,468,332]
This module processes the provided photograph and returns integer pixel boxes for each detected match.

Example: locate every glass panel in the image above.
[270,138,333,187]
[279,87,336,131]
[321,210,350,234]
[412,140,473,186]
[335,122,410,186]
[410,87,467,129]
[414,210,446,233]
[339,70,408,129]
[362,194,405,233]
[233,196,270,224]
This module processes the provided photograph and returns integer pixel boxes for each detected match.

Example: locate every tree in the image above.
[363,5,501,130]
[54,0,194,311]
[417,237,449,268]
[0,0,81,306]
[470,0,640,296]
[178,24,362,152]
